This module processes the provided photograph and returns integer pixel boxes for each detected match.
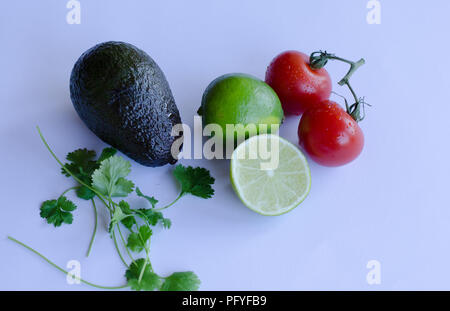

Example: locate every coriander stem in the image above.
[7,236,128,290]
[96,195,112,215]
[155,193,183,211]
[86,199,98,257]
[117,224,135,263]
[141,232,153,272]
[138,258,148,284]
[60,186,79,198]
[145,245,153,272]
[107,196,131,267]
[112,227,129,267]
[37,126,109,204]
[137,232,151,282]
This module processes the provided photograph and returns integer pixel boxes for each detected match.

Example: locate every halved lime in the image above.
[230,134,311,216]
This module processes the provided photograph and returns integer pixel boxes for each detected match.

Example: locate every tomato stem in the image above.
[309,51,368,122]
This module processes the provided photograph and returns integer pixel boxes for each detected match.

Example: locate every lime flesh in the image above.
[230,134,311,216]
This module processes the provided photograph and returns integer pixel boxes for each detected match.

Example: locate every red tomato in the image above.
[265,51,332,115]
[298,101,364,167]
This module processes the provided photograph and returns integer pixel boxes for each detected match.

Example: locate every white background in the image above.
[1,0,450,290]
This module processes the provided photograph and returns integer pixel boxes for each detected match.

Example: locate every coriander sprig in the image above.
[7,236,128,290]
[8,126,215,291]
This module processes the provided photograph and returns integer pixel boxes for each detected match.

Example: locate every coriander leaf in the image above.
[173,165,215,199]
[61,148,118,200]
[57,196,77,212]
[119,200,133,214]
[121,217,136,230]
[125,258,161,291]
[139,225,152,242]
[162,218,172,229]
[76,186,95,200]
[160,272,200,291]
[97,147,117,163]
[118,201,136,229]
[127,225,152,252]
[127,233,142,252]
[92,156,134,197]
[66,148,96,168]
[136,187,158,208]
[108,204,128,233]
[114,178,135,197]
[40,196,77,227]
[135,208,170,228]
[61,148,98,200]
[61,148,97,179]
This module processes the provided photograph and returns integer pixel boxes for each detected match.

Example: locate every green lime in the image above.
[198,73,284,143]
[230,134,311,216]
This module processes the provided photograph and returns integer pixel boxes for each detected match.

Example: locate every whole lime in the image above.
[198,73,284,143]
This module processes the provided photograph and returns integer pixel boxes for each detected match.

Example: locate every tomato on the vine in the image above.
[298,100,364,167]
[265,51,332,115]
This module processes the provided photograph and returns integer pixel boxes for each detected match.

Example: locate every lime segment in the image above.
[230,134,311,216]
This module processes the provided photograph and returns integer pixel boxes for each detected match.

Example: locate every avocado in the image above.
[70,41,182,167]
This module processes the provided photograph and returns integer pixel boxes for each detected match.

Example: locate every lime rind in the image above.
[230,134,311,216]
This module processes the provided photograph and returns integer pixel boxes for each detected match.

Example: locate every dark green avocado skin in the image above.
[70,41,181,167]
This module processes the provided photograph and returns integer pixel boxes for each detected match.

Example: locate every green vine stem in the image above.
[309,51,368,122]
[7,236,128,290]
